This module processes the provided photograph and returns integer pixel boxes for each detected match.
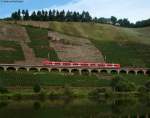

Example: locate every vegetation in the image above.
[33,84,41,93]
[0,40,24,63]
[110,76,136,92]
[0,72,110,87]
[0,71,149,88]
[10,9,150,27]
[138,81,150,94]
[11,9,92,22]
[26,26,59,61]
[0,86,8,94]
[49,22,150,67]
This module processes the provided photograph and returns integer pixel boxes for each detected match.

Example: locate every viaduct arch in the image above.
[0,64,149,76]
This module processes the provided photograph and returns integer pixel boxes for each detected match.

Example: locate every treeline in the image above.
[10,9,150,28]
[11,9,92,22]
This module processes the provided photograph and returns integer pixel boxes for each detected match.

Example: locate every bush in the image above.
[63,85,74,97]
[88,88,103,98]
[33,102,41,110]
[49,91,59,99]
[111,76,136,92]
[33,84,41,93]
[38,91,46,100]
[0,86,8,94]
[116,81,136,92]
[105,88,113,98]
[110,76,123,91]
[138,86,148,93]
[13,93,22,100]
[145,81,150,91]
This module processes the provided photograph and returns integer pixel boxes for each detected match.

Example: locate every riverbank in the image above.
[0,86,148,101]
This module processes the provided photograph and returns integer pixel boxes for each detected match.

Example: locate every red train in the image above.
[42,60,121,69]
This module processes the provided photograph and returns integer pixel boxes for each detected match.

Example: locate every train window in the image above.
[107,64,112,66]
[98,64,104,66]
[55,63,61,65]
[81,64,89,66]
[91,64,96,66]
[115,64,120,68]
[63,63,70,65]
[73,63,79,66]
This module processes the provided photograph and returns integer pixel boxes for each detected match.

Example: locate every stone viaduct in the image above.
[0,64,150,76]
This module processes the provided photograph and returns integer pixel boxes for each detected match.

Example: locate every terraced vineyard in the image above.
[1,21,150,67]
[0,40,24,63]
[26,26,60,61]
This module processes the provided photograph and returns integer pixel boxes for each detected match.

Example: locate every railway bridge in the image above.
[0,64,150,76]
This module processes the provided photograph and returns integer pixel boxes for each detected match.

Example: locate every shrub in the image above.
[33,84,41,93]
[110,76,123,91]
[145,81,150,91]
[13,93,22,100]
[0,86,8,94]
[138,86,148,93]
[33,102,41,110]
[49,91,59,99]
[88,88,104,98]
[105,88,113,98]
[111,76,136,92]
[63,85,74,97]
[38,91,46,100]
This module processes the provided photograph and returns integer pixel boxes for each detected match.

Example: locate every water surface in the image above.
[0,97,150,118]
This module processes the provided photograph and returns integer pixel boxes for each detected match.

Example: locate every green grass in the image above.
[92,40,150,67]
[0,40,24,63]
[0,72,110,87]
[49,22,150,67]
[26,26,59,61]
[0,72,149,88]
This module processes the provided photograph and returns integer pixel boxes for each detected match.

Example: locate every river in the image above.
[0,97,149,118]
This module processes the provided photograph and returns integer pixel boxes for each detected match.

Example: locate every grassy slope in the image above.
[49,22,150,67]
[26,26,60,61]
[0,72,110,87]
[0,71,149,88]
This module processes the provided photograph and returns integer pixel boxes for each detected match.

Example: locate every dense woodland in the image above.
[8,9,150,28]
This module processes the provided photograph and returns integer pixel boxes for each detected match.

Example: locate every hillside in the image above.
[49,22,150,67]
[1,21,150,67]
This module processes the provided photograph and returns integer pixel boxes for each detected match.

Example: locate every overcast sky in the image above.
[0,0,150,23]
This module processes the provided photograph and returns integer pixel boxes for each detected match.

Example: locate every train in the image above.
[42,60,121,69]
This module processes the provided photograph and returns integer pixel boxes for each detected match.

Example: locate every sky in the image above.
[0,0,150,23]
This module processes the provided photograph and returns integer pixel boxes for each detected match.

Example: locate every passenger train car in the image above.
[42,60,121,69]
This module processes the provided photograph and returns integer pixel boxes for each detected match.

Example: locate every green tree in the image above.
[30,11,37,20]
[66,11,72,21]
[33,84,41,93]
[37,11,42,20]
[0,86,8,94]
[22,10,25,20]
[111,76,136,92]
[24,10,29,20]
[17,9,21,20]
[111,16,117,25]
